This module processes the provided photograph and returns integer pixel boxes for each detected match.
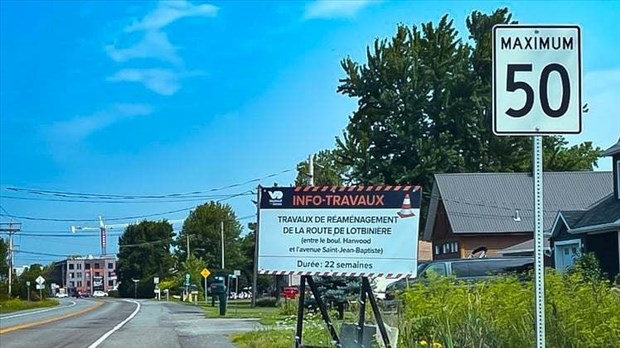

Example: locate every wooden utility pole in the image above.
[0,222,21,296]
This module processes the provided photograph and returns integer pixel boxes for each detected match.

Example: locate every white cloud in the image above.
[303,0,372,20]
[106,30,180,65]
[105,1,217,95]
[107,68,180,96]
[125,0,218,32]
[47,104,153,140]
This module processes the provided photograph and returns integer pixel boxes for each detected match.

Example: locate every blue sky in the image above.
[1,1,619,266]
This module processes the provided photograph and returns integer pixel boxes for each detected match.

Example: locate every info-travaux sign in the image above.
[258,186,421,278]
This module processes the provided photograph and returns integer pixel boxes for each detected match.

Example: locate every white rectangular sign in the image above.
[493,25,582,135]
[258,186,421,278]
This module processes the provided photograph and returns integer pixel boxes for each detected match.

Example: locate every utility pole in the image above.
[1,222,21,297]
[308,154,314,186]
[252,187,261,307]
[221,221,225,270]
[186,234,190,261]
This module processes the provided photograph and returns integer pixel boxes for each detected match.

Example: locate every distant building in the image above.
[53,255,118,295]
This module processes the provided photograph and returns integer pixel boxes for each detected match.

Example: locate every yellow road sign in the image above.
[200,268,211,278]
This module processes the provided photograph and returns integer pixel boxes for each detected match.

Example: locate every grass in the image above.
[0,298,60,314]
[199,298,282,325]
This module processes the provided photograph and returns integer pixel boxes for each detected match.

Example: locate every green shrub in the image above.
[398,268,620,348]
[278,298,298,315]
[255,297,277,307]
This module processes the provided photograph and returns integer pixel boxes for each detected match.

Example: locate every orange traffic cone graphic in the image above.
[397,194,415,218]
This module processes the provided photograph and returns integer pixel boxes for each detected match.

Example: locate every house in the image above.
[549,139,620,279]
[422,171,613,260]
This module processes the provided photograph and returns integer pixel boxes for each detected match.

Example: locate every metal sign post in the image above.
[533,135,545,347]
[493,25,582,348]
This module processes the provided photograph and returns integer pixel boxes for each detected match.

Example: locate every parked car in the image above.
[55,292,68,298]
[92,290,108,297]
[385,257,534,300]
[280,286,299,299]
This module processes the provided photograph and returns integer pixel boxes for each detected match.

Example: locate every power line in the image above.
[0,193,253,204]
[0,191,255,223]
[3,167,294,200]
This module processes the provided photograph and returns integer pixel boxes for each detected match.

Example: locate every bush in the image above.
[278,298,298,315]
[255,297,277,307]
[398,268,620,348]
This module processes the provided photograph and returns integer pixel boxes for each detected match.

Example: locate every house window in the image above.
[69,264,75,270]
[443,244,450,253]
[555,240,581,272]
[77,264,82,270]
[94,263,100,269]
[85,264,91,270]
[77,281,82,287]
[87,281,91,287]
[108,263,114,269]
[69,272,74,279]
[435,245,441,255]
[95,272,100,277]
[69,281,75,287]
[108,280,114,286]
[76,273,82,279]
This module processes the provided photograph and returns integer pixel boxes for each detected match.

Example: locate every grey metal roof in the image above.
[423,171,613,238]
[602,138,620,156]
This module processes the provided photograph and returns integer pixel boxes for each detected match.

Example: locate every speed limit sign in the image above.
[492,25,581,135]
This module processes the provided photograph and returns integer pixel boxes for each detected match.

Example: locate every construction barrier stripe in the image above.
[290,185,421,192]
[259,270,410,278]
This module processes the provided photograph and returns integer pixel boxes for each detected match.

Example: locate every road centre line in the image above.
[87,300,141,348]
[0,300,77,320]
[0,300,104,335]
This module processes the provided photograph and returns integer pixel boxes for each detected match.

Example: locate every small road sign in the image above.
[493,25,582,135]
[200,268,211,278]
[233,270,241,276]
[185,273,190,286]
[36,284,45,290]
[154,277,160,284]
[35,276,45,285]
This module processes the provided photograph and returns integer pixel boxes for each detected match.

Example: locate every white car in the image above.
[92,291,108,297]
[55,292,68,298]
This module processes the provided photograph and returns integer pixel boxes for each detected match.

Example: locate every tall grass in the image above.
[398,269,620,348]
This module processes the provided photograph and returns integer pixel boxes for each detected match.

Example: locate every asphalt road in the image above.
[0,299,260,348]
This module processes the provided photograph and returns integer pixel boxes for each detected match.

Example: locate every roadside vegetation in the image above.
[0,298,59,314]
[230,254,620,348]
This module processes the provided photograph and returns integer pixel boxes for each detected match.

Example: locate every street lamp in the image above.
[132,279,140,299]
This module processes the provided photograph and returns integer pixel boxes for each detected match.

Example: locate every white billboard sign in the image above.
[258,186,421,278]
[493,25,582,135]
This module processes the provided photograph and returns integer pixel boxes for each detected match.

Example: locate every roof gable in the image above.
[602,138,620,157]
[428,171,612,236]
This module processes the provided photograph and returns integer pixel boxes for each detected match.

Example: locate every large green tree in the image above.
[117,220,175,298]
[177,202,244,276]
[333,8,601,191]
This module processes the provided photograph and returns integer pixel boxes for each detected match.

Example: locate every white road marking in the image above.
[87,300,141,348]
[0,301,77,320]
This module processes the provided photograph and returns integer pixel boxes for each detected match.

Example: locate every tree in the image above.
[14,263,53,300]
[176,202,244,276]
[0,238,8,281]
[117,220,175,298]
[334,8,601,192]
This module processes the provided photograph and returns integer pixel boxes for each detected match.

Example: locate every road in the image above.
[0,299,260,348]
